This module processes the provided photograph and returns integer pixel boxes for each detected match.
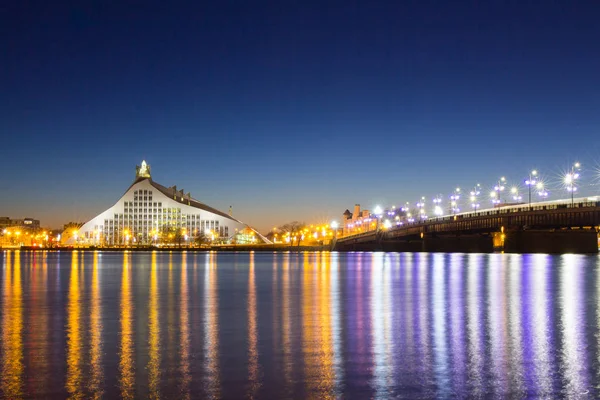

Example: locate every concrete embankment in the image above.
[7,244,332,252]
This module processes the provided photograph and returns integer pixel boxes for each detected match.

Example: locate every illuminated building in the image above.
[67,161,269,245]
[341,204,373,235]
[0,217,40,230]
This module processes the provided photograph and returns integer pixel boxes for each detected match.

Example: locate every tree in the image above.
[159,225,183,246]
[278,221,306,246]
[194,230,209,246]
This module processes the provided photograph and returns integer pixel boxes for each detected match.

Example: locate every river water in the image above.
[1,250,600,398]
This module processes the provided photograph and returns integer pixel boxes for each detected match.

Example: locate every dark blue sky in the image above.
[2,1,600,231]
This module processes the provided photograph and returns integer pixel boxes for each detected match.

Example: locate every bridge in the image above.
[334,197,600,253]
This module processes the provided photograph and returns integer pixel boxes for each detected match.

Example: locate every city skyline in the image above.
[2,2,600,231]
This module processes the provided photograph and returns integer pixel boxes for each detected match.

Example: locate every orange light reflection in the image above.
[66,251,83,398]
[1,251,23,398]
[119,254,135,399]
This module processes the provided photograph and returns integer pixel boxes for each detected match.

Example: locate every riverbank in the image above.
[3,244,332,252]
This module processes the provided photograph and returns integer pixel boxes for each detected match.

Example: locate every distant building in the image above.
[67,160,270,245]
[0,216,40,231]
[341,204,375,235]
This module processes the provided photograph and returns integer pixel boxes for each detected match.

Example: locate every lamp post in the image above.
[449,187,461,215]
[511,187,522,202]
[565,162,581,207]
[416,197,426,221]
[470,184,481,212]
[331,221,339,239]
[373,205,383,231]
[525,170,538,209]
[492,177,506,206]
[433,195,443,217]
[536,182,548,199]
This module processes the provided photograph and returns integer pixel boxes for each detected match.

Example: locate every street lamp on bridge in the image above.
[565,162,581,207]
[511,186,522,202]
[433,195,443,216]
[536,182,548,199]
[416,197,426,221]
[492,177,506,206]
[470,184,481,212]
[525,170,538,209]
[449,187,461,215]
[373,205,383,230]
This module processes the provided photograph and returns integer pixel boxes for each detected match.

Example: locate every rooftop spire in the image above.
[135,160,151,179]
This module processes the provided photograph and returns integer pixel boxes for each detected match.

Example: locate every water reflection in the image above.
[530,254,553,395]
[560,255,590,396]
[301,252,337,398]
[281,253,293,391]
[204,253,220,398]
[432,253,450,398]
[119,253,135,399]
[180,252,191,398]
[371,253,391,399]
[27,251,50,394]
[1,250,600,398]
[89,252,103,398]
[301,253,316,395]
[506,255,525,396]
[330,253,343,396]
[1,251,23,399]
[416,253,432,389]
[247,253,260,398]
[466,254,485,396]
[447,253,466,398]
[66,252,84,398]
[148,252,160,399]
[487,255,509,396]
[317,252,335,398]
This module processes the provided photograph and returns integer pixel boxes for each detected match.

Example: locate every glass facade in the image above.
[85,189,230,245]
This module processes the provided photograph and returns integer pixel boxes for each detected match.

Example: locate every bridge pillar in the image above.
[503,229,599,254]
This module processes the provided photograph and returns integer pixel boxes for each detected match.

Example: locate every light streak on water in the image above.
[204,252,220,399]
[119,253,134,400]
[0,250,598,398]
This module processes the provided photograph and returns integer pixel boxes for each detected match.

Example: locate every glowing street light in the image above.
[416,197,426,221]
[433,196,443,216]
[330,221,339,239]
[470,184,481,212]
[511,186,522,202]
[536,181,548,199]
[492,177,506,205]
[373,205,383,216]
[449,187,461,215]
[373,205,383,230]
[565,162,581,207]
[525,170,538,209]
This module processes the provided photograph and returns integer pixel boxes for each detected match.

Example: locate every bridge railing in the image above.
[338,197,600,242]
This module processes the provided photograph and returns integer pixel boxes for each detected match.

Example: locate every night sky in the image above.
[2,1,600,232]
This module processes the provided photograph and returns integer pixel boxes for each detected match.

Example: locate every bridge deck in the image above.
[338,200,600,243]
